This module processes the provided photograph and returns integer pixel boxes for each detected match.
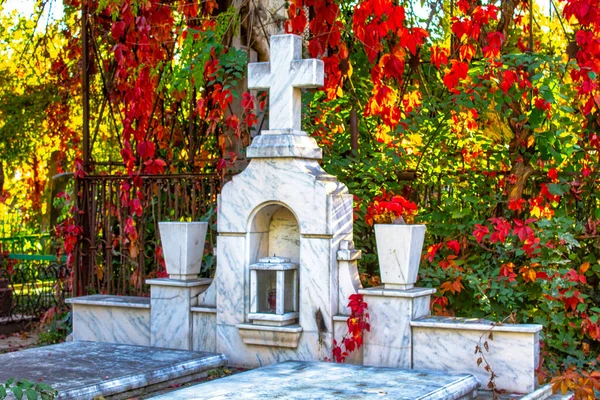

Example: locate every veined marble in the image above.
[0,341,226,400]
[360,287,434,369]
[246,133,322,159]
[412,317,542,393]
[336,241,363,315]
[247,34,324,132]
[216,324,331,368]
[218,159,351,236]
[70,303,150,347]
[216,235,247,326]
[333,315,363,365]
[158,222,207,280]
[150,361,480,400]
[192,307,217,353]
[150,279,209,350]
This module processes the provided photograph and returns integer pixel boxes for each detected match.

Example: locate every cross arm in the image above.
[248,62,271,90]
[291,59,324,88]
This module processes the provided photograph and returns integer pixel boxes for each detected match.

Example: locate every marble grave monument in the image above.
[67,34,543,396]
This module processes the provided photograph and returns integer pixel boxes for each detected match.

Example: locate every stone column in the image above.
[147,278,211,350]
[360,286,435,369]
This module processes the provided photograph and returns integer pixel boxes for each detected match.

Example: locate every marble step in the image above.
[0,341,226,399]
[151,360,480,399]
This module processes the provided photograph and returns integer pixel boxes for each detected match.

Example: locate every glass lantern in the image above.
[248,256,299,326]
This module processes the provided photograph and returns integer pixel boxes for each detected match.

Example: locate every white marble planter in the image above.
[374,224,426,290]
[158,222,208,280]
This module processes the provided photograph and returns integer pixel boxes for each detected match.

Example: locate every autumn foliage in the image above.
[1,0,600,394]
[284,0,600,394]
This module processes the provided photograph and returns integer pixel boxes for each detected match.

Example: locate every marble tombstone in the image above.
[67,34,542,394]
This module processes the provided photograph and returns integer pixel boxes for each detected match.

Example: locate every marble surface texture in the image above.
[71,303,150,346]
[360,287,432,369]
[215,113,355,364]
[67,294,150,309]
[217,158,352,236]
[150,280,207,350]
[0,341,226,400]
[374,224,426,288]
[216,235,246,327]
[412,320,540,393]
[192,308,217,353]
[412,316,542,333]
[246,133,323,159]
[237,323,302,348]
[247,34,324,132]
[337,240,363,314]
[216,324,331,368]
[151,361,479,400]
[158,222,207,280]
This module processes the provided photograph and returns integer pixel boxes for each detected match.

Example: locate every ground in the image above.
[0,331,39,354]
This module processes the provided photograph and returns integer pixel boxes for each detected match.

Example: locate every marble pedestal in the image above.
[147,278,212,350]
[359,286,435,369]
[66,295,151,346]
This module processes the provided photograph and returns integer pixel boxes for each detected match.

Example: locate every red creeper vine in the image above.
[332,294,370,363]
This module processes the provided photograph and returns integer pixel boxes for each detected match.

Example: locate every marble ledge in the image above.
[246,134,323,160]
[259,129,308,136]
[237,323,303,348]
[66,295,150,309]
[359,286,436,298]
[146,278,212,288]
[236,323,303,333]
[333,314,350,322]
[411,316,542,333]
[191,306,217,314]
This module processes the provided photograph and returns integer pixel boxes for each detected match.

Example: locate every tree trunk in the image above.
[507,161,535,201]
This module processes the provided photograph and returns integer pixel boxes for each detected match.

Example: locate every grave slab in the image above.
[0,341,226,399]
[151,360,480,400]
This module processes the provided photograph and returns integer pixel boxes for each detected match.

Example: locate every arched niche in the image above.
[248,203,300,264]
[247,203,300,326]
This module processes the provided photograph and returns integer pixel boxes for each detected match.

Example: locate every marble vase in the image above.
[158,222,208,280]
[374,224,426,290]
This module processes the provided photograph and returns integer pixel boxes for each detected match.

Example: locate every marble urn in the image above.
[374,224,426,290]
[158,221,208,280]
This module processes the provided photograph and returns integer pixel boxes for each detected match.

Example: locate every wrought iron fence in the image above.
[0,254,69,324]
[74,173,222,296]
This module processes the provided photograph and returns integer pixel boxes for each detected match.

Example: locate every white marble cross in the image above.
[248,35,324,132]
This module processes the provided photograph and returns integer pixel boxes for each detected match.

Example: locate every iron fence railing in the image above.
[0,254,69,324]
[74,173,222,296]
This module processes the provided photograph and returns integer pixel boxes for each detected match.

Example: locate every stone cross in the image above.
[248,35,324,132]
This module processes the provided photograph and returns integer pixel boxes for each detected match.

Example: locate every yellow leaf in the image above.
[96,263,104,281]
[407,133,423,147]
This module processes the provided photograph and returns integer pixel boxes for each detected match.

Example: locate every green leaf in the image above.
[35,384,54,392]
[25,388,38,400]
[547,183,567,196]
[11,386,23,400]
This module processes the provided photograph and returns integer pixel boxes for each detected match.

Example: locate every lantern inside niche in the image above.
[248,256,299,326]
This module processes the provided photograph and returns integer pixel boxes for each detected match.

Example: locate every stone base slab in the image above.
[150,360,480,399]
[0,341,226,400]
